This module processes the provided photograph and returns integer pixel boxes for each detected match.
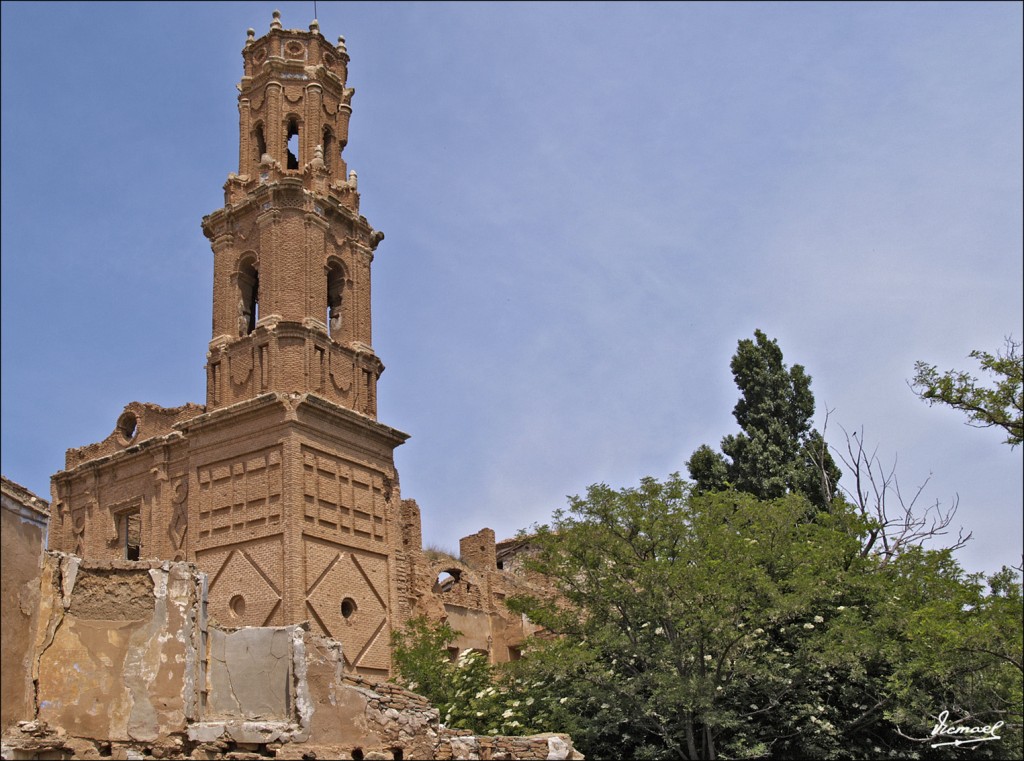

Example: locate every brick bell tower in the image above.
[194,13,410,674]
[204,12,382,416]
[50,12,410,677]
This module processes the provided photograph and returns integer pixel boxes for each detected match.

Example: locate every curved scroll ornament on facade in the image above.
[329,351,352,396]
[230,349,254,387]
[106,506,121,545]
[237,298,248,338]
[72,507,89,556]
[169,477,188,559]
[281,393,302,420]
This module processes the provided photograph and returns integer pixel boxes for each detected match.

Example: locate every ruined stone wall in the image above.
[31,555,203,756]
[436,731,577,761]
[1,552,579,760]
[0,477,49,733]
[50,429,191,564]
[63,403,204,471]
[51,391,409,677]
[402,528,557,664]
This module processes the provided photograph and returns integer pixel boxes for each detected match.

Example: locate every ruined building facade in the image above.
[46,13,546,679]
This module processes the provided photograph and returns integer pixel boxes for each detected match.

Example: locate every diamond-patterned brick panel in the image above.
[201,540,283,627]
[305,536,390,671]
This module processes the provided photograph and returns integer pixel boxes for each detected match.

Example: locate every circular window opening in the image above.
[229,594,246,618]
[117,412,138,442]
[341,597,357,619]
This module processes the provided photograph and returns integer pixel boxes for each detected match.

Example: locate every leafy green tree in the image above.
[687,330,841,510]
[390,616,541,735]
[911,338,1024,448]
[391,615,460,701]
[507,475,1022,760]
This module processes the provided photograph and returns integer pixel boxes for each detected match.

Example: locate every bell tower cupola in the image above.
[202,10,385,417]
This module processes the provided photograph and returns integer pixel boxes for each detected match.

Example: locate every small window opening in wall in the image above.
[230,594,246,618]
[118,411,138,442]
[341,597,357,619]
[392,749,404,761]
[496,560,504,570]
[446,646,460,662]
[123,511,141,560]
[286,119,300,169]
[351,748,364,761]
[254,124,267,163]
[508,645,523,661]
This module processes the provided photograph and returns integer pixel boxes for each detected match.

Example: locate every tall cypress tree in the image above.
[687,330,841,510]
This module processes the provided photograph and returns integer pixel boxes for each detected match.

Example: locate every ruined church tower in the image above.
[204,12,383,416]
[49,13,410,676]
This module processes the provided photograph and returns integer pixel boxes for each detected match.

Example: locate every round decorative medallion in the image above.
[252,47,267,65]
[285,40,305,58]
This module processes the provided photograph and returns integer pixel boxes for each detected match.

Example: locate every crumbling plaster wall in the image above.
[33,555,203,751]
[0,478,50,733]
[3,552,580,760]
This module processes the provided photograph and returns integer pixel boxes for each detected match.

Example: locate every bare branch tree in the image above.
[815,409,971,565]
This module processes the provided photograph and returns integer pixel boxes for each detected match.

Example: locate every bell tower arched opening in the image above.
[323,127,334,172]
[254,122,267,164]
[237,256,259,336]
[286,117,300,169]
[327,259,346,340]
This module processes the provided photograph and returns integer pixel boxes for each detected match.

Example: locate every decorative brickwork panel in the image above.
[301,445,386,543]
[196,447,283,540]
[198,535,284,627]
[304,535,390,673]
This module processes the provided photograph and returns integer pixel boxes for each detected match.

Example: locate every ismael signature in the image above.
[930,710,1004,748]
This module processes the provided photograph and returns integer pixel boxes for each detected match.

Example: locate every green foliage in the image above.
[687,330,842,510]
[391,615,459,702]
[390,616,541,735]
[912,337,1024,447]
[507,475,1023,760]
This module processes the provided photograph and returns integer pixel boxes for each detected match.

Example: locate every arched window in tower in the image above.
[286,118,300,169]
[254,122,267,164]
[322,127,334,171]
[237,257,259,336]
[327,260,345,339]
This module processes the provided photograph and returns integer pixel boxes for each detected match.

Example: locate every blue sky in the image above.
[2,1,1021,575]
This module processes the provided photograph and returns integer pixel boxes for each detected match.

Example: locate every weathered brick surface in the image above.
[2,554,581,760]
[0,477,49,733]
[44,10,559,688]
[10,14,579,754]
